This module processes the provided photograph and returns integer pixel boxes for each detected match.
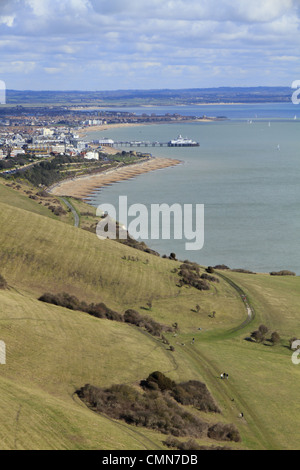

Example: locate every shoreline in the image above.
[48,156,182,199]
[77,118,216,138]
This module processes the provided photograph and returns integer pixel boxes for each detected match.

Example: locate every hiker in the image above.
[239,412,244,419]
[192,338,195,344]
[220,374,224,379]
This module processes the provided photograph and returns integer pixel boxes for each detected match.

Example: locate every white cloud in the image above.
[0,0,300,89]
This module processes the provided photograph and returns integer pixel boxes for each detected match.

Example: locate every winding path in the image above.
[61,197,80,228]
[216,271,255,332]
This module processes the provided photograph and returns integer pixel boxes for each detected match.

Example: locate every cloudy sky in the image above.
[0,0,300,90]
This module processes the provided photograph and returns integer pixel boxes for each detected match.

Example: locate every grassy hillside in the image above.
[0,180,300,449]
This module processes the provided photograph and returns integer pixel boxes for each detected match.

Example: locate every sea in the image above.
[84,103,300,274]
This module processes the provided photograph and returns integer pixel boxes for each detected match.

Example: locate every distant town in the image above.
[0,107,212,175]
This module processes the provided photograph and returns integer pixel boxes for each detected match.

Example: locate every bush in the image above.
[0,274,8,290]
[270,332,281,346]
[39,292,123,322]
[141,371,176,392]
[39,294,171,338]
[207,423,241,442]
[251,330,265,343]
[172,381,220,413]
[213,265,230,270]
[270,270,296,276]
[141,373,220,413]
[259,325,269,336]
[77,383,208,438]
[179,264,210,291]
[206,267,215,274]
[77,374,239,442]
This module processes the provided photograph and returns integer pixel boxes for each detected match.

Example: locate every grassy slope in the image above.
[0,181,300,449]
[183,271,300,450]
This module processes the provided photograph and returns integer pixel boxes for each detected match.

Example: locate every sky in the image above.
[0,0,300,90]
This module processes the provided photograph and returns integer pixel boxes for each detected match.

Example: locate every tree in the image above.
[251,330,264,343]
[270,332,280,346]
[259,325,269,336]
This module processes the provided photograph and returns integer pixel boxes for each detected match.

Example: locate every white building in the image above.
[43,128,54,137]
[52,144,66,154]
[84,151,99,160]
[11,148,26,157]
[97,138,114,147]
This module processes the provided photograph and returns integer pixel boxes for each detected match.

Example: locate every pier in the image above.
[94,138,200,148]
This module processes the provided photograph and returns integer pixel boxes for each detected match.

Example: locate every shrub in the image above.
[141,371,176,392]
[172,381,220,413]
[270,270,296,276]
[213,265,230,270]
[0,274,8,290]
[206,267,215,274]
[259,325,269,336]
[251,330,265,343]
[201,273,219,283]
[207,423,241,442]
[77,382,208,438]
[270,332,281,346]
[179,264,210,291]
[39,293,172,336]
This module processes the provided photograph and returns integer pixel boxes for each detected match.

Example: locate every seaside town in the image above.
[0,108,209,173]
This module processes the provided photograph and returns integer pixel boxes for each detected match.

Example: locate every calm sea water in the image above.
[85,104,300,274]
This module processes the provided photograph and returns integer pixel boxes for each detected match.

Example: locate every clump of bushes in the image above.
[39,292,123,322]
[77,383,208,438]
[250,325,282,347]
[0,274,8,290]
[39,293,171,338]
[179,264,210,291]
[172,381,220,413]
[207,423,241,442]
[214,265,230,270]
[270,270,296,276]
[141,372,220,413]
[36,190,49,198]
[124,310,172,337]
[77,373,239,442]
[251,324,269,343]
[141,371,176,392]
[201,273,219,283]
[48,205,67,217]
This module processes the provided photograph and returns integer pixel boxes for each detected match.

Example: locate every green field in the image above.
[0,180,299,450]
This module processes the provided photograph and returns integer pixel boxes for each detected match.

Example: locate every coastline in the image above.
[77,118,215,138]
[48,156,182,199]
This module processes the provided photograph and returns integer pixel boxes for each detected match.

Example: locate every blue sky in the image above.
[0,0,300,90]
